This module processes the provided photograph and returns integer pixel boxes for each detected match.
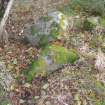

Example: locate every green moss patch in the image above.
[83,18,96,31]
[21,44,79,82]
[50,22,60,39]
[99,17,105,27]
[30,25,39,36]
[0,99,11,105]
[41,44,79,64]
[40,16,52,22]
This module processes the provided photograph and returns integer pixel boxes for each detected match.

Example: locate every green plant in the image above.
[50,22,60,39]
[0,9,4,19]
[90,35,104,48]
[27,60,46,81]
[62,0,105,16]
[96,101,105,105]
[83,18,95,31]
[59,5,76,16]
[30,25,39,36]
[40,16,52,22]
[38,35,49,48]
[0,84,5,96]
[99,17,105,27]
[22,59,47,82]
[0,99,11,105]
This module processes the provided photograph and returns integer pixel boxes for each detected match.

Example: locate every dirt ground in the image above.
[0,0,105,105]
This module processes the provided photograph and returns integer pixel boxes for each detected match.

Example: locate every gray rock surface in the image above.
[24,18,54,46]
[24,11,68,46]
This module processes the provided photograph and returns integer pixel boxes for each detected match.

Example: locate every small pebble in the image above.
[34,96,40,100]
[41,90,47,96]
[19,99,25,104]
[45,101,51,105]
[42,83,49,89]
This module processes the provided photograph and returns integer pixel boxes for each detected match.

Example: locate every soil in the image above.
[0,0,105,105]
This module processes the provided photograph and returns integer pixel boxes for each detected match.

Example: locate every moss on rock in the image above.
[41,44,79,64]
[26,59,47,82]
[22,44,79,82]
[50,22,60,39]
[48,11,68,30]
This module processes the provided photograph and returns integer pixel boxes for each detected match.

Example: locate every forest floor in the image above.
[0,0,105,105]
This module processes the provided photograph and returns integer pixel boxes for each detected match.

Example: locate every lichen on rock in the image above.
[24,11,68,47]
[48,10,68,30]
